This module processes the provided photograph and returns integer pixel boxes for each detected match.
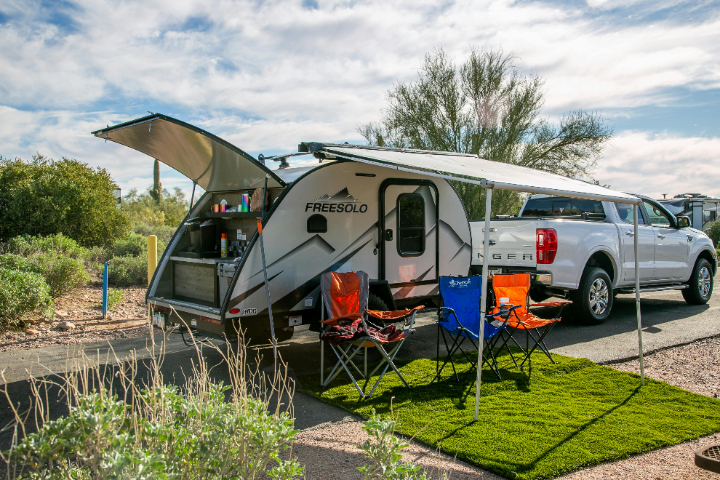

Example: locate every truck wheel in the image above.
[682,258,713,305]
[571,267,613,325]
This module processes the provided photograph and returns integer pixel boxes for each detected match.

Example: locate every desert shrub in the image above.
[4,342,303,479]
[0,253,37,273]
[0,236,90,298]
[131,221,176,245]
[34,253,90,298]
[109,232,147,258]
[1,233,89,260]
[0,267,53,329]
[706,220,720,248]
[359,410,434,480]
[107,288,124,311]
[123,187,189,229]
[0,155,130,247]
[107,254,147,287]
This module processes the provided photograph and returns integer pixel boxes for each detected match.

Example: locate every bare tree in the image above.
[359,48,612,219]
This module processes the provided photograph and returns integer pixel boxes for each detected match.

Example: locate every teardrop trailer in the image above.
[93,114,474,342]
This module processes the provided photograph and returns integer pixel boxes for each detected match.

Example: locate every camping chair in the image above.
[436,276,518,382]
[489,273,571,368]
[319,271,423,399]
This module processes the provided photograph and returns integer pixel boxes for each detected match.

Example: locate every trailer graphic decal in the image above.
[305,187,368,213]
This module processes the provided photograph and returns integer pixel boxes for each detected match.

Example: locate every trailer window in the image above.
[521,196,604,217]
[397,194,425,256]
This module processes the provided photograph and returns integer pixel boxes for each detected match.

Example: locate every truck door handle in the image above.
[385,229,393,241]
[625,231,634,236]
[657,234,665,239]
[488,240,497,246]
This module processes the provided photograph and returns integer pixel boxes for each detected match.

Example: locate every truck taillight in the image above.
[536,228,557,264]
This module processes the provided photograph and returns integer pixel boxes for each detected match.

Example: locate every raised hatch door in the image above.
[93,114,285,192]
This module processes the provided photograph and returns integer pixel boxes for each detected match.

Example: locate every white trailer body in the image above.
[94,114,472,341]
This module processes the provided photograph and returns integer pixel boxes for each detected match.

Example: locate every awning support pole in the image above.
[633,204,645,385]
[475,184,493,421]
[258,175,278,365]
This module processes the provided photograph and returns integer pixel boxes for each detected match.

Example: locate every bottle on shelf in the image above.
[220,233,228,258]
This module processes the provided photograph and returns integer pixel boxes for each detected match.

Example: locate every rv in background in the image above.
[658,194,720,231]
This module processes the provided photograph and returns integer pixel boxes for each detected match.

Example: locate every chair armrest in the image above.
[530,301,572,308]
[437,307,455,322]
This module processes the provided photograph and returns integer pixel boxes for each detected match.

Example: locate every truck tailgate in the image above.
[470,219,537,267]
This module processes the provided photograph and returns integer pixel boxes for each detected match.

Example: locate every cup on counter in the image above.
[220,204,226,212]
[212,204,220,213]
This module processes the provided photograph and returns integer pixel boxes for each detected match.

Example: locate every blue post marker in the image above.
[102,261,109,318]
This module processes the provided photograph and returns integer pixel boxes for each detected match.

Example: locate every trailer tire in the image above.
[682,258,713,305]
[368,293,389,312]
[570,267,613,325]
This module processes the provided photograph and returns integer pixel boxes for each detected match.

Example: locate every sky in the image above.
[0,0,719,201]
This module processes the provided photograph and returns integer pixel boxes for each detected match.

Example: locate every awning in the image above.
[93,114,285,191]
[300,143,640,205]
[299,141,646,420]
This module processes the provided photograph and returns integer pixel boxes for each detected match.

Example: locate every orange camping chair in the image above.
[319,271,423,399]
[489,273,571,367]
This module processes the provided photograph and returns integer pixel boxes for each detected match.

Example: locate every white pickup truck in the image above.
[471,194,718,324]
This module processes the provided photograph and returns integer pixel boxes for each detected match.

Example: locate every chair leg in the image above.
[519,322,558,368]
[327,344,366,399]
[367,338,409,397]
[324,344,364,386]
[437,328,463,382]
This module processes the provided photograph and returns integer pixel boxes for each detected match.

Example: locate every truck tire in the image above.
[682,258,713,305]
[571,267,613,325]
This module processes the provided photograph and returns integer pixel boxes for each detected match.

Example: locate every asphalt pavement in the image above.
[1,281,719,447]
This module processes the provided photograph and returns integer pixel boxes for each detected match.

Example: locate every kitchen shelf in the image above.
[201,212,261,219]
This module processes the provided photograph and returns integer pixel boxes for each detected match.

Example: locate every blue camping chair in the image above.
[436,276,518,382]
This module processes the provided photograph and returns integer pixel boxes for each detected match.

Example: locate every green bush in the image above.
[107,288,124,311]
[0,155,130,247]
[107,254,147,287]
[1,233,89,260]
[0,236,90,298]
[0,267,53,329]
[131,221,176,245]
[706,221,720,248]
[109,232,147,258]
[34,253,90,298]
[123,187,189,229]
[0,253,37,273]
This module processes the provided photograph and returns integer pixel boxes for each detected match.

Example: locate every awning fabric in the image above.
[93,114,285,191]
[305,143,639,205]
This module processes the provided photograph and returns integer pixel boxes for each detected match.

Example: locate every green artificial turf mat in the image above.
[300,351,720,479]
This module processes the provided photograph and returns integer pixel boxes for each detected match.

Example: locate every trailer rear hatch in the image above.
[92,114,285,191]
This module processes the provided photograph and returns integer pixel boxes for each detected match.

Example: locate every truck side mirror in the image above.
[677,216,690,228]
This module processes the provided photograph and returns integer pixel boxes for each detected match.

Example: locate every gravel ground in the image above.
[291,337,720,479]
[0,286,150,352]
[288,417,501,479]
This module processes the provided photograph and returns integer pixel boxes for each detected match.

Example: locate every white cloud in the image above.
[0,0,719,201]
[596,131,720,198]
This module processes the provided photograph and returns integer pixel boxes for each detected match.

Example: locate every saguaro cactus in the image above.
[151,159,162,203]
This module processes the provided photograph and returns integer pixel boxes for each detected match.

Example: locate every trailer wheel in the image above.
[368,293,389,312]
[682,258,713,305]
[571,267,613,325]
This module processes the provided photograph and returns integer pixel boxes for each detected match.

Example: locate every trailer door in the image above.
[380,180,438,293]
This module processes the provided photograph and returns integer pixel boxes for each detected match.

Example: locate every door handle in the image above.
[488,240,497,246]
[657,234,665,239]
[625,231,634,236]
[385,229,393,241]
